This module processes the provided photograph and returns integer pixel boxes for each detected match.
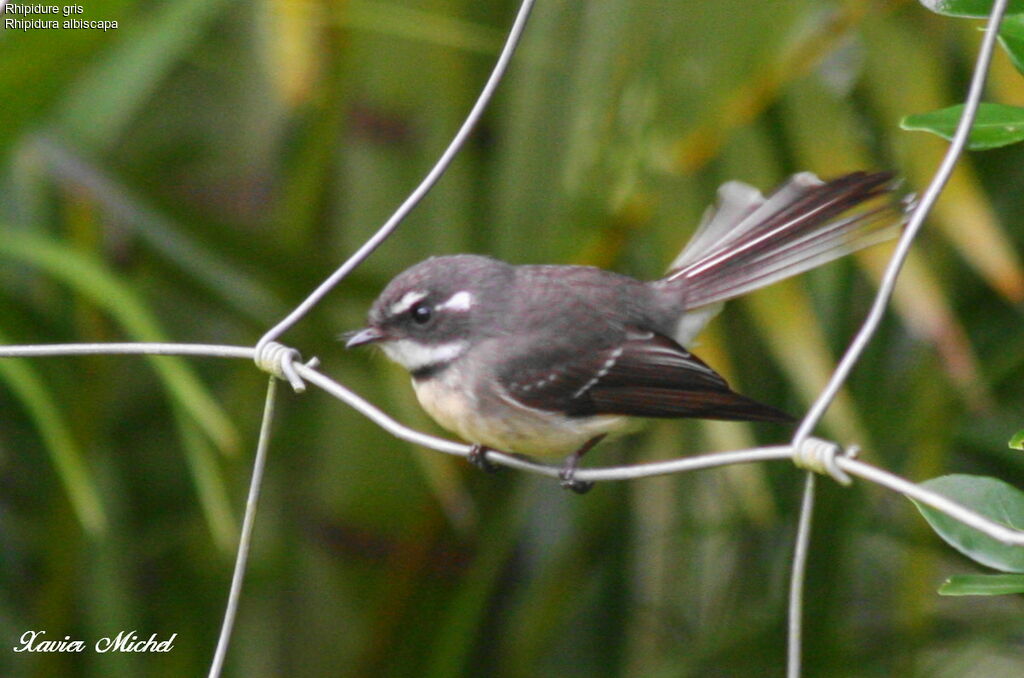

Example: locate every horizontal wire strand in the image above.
[0,3,1016,678]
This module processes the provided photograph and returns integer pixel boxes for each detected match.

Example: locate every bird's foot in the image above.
[467,444,501,474]
[558,463,594,494]
[557,435,606,494]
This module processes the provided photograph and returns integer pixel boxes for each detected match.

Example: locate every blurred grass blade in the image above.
[901,103,1024,150]
[999,15,1024,75]
[858,247,992,409]
[779,75,991,407]
[0,232,240,457]
[774,75,991,409]
[175,413,236,553]
[744,281,866,443]
[266,0,320,106]
[0,232,240,546]
[55,0,234,151]
[930,171,1024,302]
[33,137,286,324]
[912,474,1024,573]
[425,487,533,678]
[1010,428,1024,450]
[387,369,477,533]
[337,0,505,54]
[0,0,135,155]
[863,16,1024,303]
[0,339,108,536]
[691,329,780,525]
[702,420,779,525]
[939,573,1024,595]
[918,0,1024,17]
[671,0,879,173]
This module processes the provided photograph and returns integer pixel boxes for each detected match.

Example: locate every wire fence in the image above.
[0,1,1020,676]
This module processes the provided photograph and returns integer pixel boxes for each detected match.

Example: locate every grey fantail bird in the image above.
[347,171,908,492]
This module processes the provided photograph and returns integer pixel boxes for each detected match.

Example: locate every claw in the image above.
[558,465,594,494]
[557,434,605,494]
[467,444,500,474]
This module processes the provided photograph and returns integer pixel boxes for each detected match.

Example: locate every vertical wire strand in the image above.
[212,4,537,672]
[208,377,279,678]
[785,3,1011,676]
[786,473,817,678]
[256,0,537,352]
[791,0,1010,447]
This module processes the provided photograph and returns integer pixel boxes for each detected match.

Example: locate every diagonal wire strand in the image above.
[785,2,1012,676]
[0,2,1020,677]
[208,377,279,678]
[206,2,538,675]
[3,339,1020,541]
[294,362,1024,546]
[255,0,537,354]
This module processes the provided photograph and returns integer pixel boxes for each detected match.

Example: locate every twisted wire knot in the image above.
[254,340,319,393]
[793,437,859,486]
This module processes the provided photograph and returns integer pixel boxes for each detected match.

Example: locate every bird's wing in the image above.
[498,326,792,423]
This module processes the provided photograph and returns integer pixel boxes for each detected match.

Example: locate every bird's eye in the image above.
[410,302,433,325]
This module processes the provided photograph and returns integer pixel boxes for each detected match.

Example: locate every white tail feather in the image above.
[661,171,905,312]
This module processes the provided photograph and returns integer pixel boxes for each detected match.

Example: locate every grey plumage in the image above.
[347,171,908,480]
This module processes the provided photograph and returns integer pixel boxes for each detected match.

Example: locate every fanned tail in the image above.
[661,171,910,311]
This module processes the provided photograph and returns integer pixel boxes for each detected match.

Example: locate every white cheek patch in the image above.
[437,290,474,312]
[389,290,428,317]
[381,339,468,371]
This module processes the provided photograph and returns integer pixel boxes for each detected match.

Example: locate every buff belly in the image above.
[411,375,626,457]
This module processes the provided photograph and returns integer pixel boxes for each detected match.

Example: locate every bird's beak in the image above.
[344,326,387,349]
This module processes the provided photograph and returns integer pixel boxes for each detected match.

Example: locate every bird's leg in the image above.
[559,435,606,494]
[467,443,501,474]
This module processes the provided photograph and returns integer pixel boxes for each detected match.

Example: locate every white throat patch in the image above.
[381,339,468,372]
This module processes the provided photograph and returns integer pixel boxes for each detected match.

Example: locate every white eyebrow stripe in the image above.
[437,290,474,312]
[390,290,428,316]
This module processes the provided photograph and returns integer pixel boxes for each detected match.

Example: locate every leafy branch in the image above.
[902,9,1024,149]
[904,1,1024,598]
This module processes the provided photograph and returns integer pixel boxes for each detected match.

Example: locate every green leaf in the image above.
[939,573,1024,595]
[901,103,1024,150]
[918,0,1024,17]
[912,475,1024,572]
[999,15,1024,75]
[1011,428,1024,450]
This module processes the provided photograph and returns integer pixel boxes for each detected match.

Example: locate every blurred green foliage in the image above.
[2,0,1024,676]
